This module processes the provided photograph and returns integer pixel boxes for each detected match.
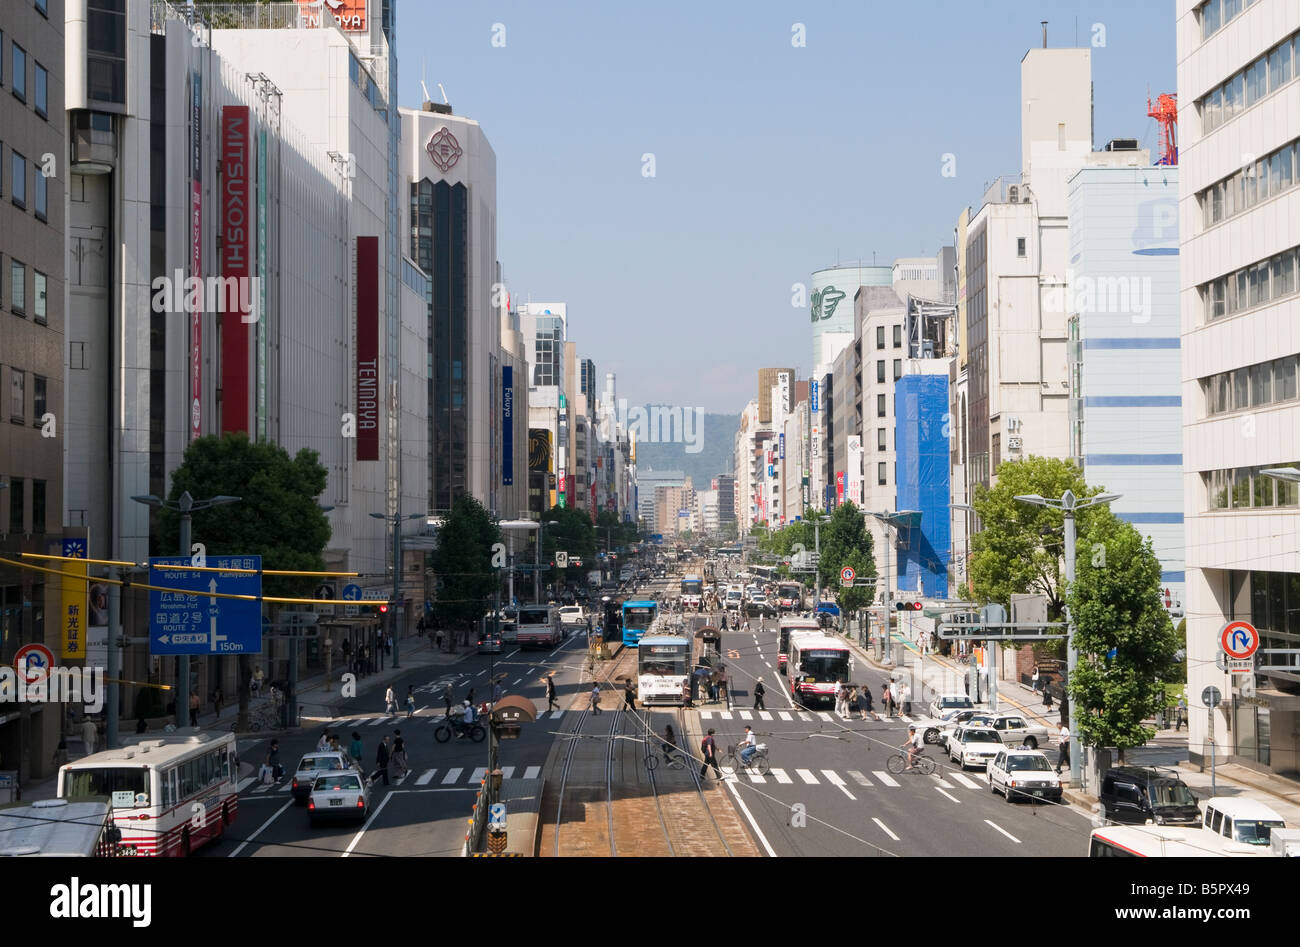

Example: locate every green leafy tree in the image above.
[431,496,501,636]
[835,548,875,622]
[817,501,876,593]
[541,504,595,588]
[157,433,330,729]
[1066,516,1180,762]
[969,456,1111,618]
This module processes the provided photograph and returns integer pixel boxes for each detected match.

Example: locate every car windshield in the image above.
[1151,779,1197,807]
[941,698,973,709]
[1007,755,1051,771]
[1234,820,1285,845]
[315,774,362,791]
[964,731,999,743]
[299,756,339,771]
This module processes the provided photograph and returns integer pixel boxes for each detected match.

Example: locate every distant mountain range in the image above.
[635,413,739,489]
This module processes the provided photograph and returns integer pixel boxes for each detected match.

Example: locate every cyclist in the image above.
[900,725,924,770]
[455,700,476,738]
[738,725,758,767]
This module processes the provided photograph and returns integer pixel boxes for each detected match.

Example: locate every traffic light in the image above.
[378,603,389,614]
[894,601,923,611]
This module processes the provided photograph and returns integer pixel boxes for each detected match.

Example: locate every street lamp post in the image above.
[370,511,424,670]
[131,492,241,729]
[1013,489,1120,789]
[536,520,560,604]
[865,510,920,666]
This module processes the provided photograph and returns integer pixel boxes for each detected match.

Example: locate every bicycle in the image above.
[719,743,770,777]
[885,748,936,775]
[433,717,486,743]
[232,705,281,733]
[645,744,687,772]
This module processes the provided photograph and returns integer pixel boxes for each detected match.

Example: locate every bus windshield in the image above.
[681,580,703,595]
[799,650,848,679]
[639,646,688,676]
[624,606,657,631]
[516,608,551,626]
[62,767,151,807]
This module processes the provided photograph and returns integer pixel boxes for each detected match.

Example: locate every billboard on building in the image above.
[220,105,252,434]
[355,237,380,460]
[296,0,367,30]
[190,73,203,441]
[502,366,514,485]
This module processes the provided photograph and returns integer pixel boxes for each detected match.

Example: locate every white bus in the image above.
[57,732,239,857]
[1088,824,1277,857]
[777,617,823,674]
[637,634,692,705]
[786,632,852,706]
[516,604,563,648]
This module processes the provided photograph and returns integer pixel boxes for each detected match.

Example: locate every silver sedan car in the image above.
[307,770,371,826]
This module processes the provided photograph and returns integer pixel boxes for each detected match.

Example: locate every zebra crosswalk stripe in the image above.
[700,711,713,719]
[758,711,773,720]
[738,711,753,720]
[523,766,541,779]
[747,771,766,783]
[822,770,856,800]
[441,768,463,785]
[770,768,793,784]
[949,772,980,789]
[501,766,515,779]
[367,716,390,727]
[719,712,733,720]
[415,770,437,785]
[798,713,813,722]
[873,770,900,787]
[777,712,792,721]
[469,767,487,784]
[236,776,256,792]
[796,768,820,785]
[817,712,832,722]
[846,770,873,787]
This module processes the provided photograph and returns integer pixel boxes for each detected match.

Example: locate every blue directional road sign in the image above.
[150,555,263,656]
[341,584,363,601]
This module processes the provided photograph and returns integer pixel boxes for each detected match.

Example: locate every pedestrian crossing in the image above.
[244,763,550,792]
[745,766,989,794]
[696,709,917,725]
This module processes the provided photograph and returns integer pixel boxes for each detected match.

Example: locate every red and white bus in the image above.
[786,632,852,706]
[516,604,564,648]
[680,574,704,610]
[57,732,239,856]
[777,617,822,675]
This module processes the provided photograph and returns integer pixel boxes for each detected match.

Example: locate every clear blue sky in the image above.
[398,0,1175,413]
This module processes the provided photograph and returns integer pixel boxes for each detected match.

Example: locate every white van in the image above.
[1202,797,1287,847]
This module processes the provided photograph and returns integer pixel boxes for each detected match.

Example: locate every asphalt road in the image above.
[699,617,1094,857]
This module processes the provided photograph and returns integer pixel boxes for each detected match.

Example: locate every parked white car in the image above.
[947,727,1003,770]
[936,709,989,749]
[988,748,1062,804]
[928,694,976,719]
[558,606,587,626]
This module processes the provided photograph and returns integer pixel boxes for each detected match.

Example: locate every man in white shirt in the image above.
[1056,723,1071,776]
[739,726,757,765]
[900,725,924,769]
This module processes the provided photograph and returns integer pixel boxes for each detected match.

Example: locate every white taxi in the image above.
[307,770,371,826]
[947,727,1003,770]
[987,748,1062,804]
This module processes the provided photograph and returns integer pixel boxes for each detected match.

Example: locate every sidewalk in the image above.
[19,632,473,802]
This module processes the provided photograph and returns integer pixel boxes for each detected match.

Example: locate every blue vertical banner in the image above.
[779,433,785,459]
[502,365,514,486]
[810,380,819,413]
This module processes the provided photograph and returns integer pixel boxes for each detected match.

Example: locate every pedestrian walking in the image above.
[436,629,444,651]
[317,731,331,752]
[349,731,363,765]
[265,739,283,782]
[699,728,722,779]
[1043,687,1054,711]
[81,717,98,757]
[391,730,408,778]
[371,736,391,785]
[861,686,874,718]
[1055,723,1071,776]
[405,685,416,718]
[416,616,426,638]
[443,683,454,717]
[881,683,893,717]
[384,686,397,715]
[546,674,558,712]
[900,683,912,716]
[1176,696,1187,732]
[188,692,201,727]
[753,679,766,711]
[252,666,264,696]
[623,680,636,711]
[718,672,728,703]
[212,687,224,718]
[1032,666,1040,693]
[589,683,602,715]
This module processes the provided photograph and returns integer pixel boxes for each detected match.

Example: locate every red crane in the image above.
[1147,93,1178,166]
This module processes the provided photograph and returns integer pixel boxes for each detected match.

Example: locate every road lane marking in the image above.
[932,776,955,789]
[949,772,980,789]
[512,678,523,685]
[341,791,396,857]
[770,768,793,784]
[798,713,813,722]
[367,716,390,727]
[277,781,293,792]
[415,770,437,785]
[722,776,778,857]
[236,776,256,792]
[817,712,832,722]
[759,711,773,721]
[502,649,520,661]
[228,799,293,857]
[747,771,766,783]
[700,711,713,719]
[936,786,962,803]
[777,712,792,721]
[847,770,872,787]
[739,711,753,720]
[441,768,463,785]
[720,712,733,720]
[501,766,515,778]
[523,766,541,779]
[822,770,856,800]
[469,767,487,784]
[872,817,900,841]
[872,771,899,787]
[796,768,820,784]
[985,819,1021,843]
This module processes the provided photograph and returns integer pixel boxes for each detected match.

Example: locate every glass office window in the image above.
[33,62,46,117]
[11,151,25,207]
[12,44,25,100]
[33,271,45,323]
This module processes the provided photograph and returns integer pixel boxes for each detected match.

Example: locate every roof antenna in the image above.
[437,82,449,105]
